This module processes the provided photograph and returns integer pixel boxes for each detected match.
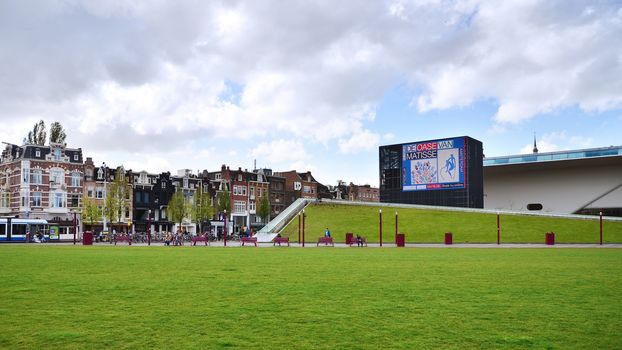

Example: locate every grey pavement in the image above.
[10,242,622,248]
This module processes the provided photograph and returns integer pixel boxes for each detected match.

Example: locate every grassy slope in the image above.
[280,203,622,243]
[1,246,621,349]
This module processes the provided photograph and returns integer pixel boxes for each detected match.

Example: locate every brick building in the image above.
[0,142,84,239]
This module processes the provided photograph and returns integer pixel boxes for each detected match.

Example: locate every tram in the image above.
[0,218,49,242]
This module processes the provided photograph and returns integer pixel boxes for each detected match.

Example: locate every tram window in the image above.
[12,224,27,235]
[0,225,5,235]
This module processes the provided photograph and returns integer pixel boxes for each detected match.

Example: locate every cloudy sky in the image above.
[1,0,621,186]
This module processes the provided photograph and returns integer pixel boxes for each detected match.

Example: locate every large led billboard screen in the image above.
[402,137,465,191]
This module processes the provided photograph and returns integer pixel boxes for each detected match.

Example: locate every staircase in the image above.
[254,198,310,242]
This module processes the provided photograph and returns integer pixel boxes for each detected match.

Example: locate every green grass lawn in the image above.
[280,203,622,243]
[1,246,621,349]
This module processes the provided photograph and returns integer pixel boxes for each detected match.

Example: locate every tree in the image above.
[26,120,46,145]
[49,121,67,144]
[257,194,271,224]
[104,169,130,231]
[82,197,100,231]
[217,189,231,213]
[168,191,188,231]
[191,188,213,234]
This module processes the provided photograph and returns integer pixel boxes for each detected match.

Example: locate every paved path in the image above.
[13,242,622,248]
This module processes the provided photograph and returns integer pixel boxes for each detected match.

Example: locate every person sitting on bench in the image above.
[356,234,363,247]
[324,228,331,238]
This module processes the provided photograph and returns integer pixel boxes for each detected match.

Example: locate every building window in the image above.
[238,174,242,182]
[0,192,9,208]
[21,191,29,207]
[234,200,246,214]
[144,192,149,203]
[22,168,29,184]
[250,186,255,197]
[74,154,78,161]
[96,187,104,199]
[162,182,166,189]
[71,172,81,187]
[97,168,103,180]
[50,169,64,184]
[249,201,256,212]
[31,192,42,207]
[215,173,221,180]
[183,178,188,188]
[54,148,61,161]
[35,149,41,157]
[87,186,94,198]
[135,192,141,203]
[52,192,66,208]
[72,194,79,208]
[31,169,43,184]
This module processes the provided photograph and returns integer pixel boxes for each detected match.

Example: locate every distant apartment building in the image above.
[0,142,84,239]
[349,184,379,202]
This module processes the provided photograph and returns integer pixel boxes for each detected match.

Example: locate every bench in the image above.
[192,235,209,246]
[348,236,367,247]
[241,237,257,246]
[273,237,290,246]
[317,237,334,246]
[114,235,132,245]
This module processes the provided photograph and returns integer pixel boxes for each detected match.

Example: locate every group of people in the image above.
[326,227,364,247]
[163,231,186,246]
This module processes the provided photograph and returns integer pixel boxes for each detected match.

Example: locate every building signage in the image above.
[402,137,466,191]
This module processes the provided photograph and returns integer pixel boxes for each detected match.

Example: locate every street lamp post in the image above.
[224,209,227,247]
[73,210,77,245]
[379,209,383,247]
[102,162,107,233]
[148,209,152,246]
[395,211,398,243]
[298,212,301,245]
[497,211,500,245]
[302,209,305,247]
[600,211,603,245]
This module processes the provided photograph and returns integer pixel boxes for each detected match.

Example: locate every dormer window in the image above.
[74,154,78,161]
[161,182,166,189]
[97,168,103,180]
[54,148,61,161]
[35,149,40,157]
[238,174,242,182]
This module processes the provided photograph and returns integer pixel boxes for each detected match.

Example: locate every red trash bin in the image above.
[545,232,555,245]
[396,233,405,247]
[445,232,453,245]
[83,231,93,245]
[345,232,354,245]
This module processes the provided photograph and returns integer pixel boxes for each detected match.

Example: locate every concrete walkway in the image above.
[14,242,621,248]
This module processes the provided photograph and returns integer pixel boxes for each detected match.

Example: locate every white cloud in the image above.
[519,131,593,154]
[383,133,396,142]
[338,129,380,154]
[250,139,308,163]
[0,0,620,181]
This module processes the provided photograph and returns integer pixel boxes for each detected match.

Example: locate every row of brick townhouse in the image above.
[330,180,380,202]
[1,141,333,240]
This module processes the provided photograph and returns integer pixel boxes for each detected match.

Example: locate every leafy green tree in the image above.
[104,169,130,230]
[257,194,271,224]
[27,120,46,145]
[168,191,188,231]
[82,197,100,231]
[49,121,67,144]
[191,188,213,234]
[217,189,231,213]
